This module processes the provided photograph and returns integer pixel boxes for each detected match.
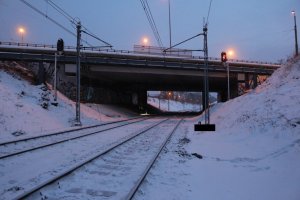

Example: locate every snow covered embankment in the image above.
[184,58,300,200]
[0,63,132,142]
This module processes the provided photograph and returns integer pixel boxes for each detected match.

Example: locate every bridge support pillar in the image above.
[245,73,250,90]
[252,73,258,88]
[37,61,45,84]
[217,77,239,102]
[202,91,209,111]
[217,90,226,102]
[137,90,147,113]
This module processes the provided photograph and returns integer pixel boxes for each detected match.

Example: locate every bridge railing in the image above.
[0,41,281,66]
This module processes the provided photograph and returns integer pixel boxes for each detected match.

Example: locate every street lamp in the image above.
[292,10,298,56]
[142,37,149,46]
[18,27,25,43]
[168,0,172,49]
[168,91,171,111]
[228,50,234,58]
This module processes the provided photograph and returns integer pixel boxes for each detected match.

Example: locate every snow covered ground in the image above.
[0,63,136,142]
[147,97,202,112]
[137,57,300,200]
[1,57,300,199]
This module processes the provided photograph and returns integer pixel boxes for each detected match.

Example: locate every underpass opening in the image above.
[147,91,218,114]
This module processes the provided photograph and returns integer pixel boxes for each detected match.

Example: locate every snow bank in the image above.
[184,57,300,200]
[148,97,201,112]
[0,65,135,142]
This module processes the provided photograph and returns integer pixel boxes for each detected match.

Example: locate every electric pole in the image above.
[168,0,172,49]
[75,21,82,126]
[163,23,215,131]
[292,11,298,56]
[203,24,210,124]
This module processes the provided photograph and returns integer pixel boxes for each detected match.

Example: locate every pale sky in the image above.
[0,0,299,62]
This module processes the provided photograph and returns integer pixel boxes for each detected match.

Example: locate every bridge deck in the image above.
[0,42,280,76]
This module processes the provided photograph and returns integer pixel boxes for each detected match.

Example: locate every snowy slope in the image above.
[1,57,300,200]
[136,58,300,200]
[183,57,300,200]
[0,65,134,142]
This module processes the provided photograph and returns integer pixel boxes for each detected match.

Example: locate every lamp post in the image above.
[292,11,298,56]
[168,0,172,49]
[142,37,149,46]
[168,91,171,111]
[226,63,230,100]
[18,27,25,43]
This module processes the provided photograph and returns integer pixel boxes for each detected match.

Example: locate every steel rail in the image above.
[125,118,183,200]
[0,116,143,146]
[0,117,149,159]
[13,118,169,200]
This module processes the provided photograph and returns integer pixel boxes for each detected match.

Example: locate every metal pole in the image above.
[54,52,57,104]
[203,25,210,124]
[168,0,172,49]
[159,96,160,110]
[294,13,299,56]
[227,63,230,100]
[75,21,82,126]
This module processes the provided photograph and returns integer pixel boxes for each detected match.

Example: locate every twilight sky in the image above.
[0,0,299,62]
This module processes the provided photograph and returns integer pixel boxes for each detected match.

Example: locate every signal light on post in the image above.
[57,38,64,55]
[221,51,227,62]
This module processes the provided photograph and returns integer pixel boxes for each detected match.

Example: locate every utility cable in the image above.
[164,33,203,52]
[45,0,75,24]
[81,30,112,47]
[20,0,95,47]
[45,0,112,47]
[206,0,213,25]
[139,0,164,48]
[20,0,76,38]
[144,0,163,47]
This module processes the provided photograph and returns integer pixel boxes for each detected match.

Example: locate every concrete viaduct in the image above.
[0,42,280,112]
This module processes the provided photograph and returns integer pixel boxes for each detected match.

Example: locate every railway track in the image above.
[0,116,147,159]
[1,117,183,200]
[0,117,182,200]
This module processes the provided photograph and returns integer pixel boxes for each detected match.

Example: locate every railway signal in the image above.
[221,51,227,62]
[52,38,64,106]
[57,38,64,55]
[221,51,230,100]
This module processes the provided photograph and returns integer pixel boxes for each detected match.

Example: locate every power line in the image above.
[20,0,93,46]
[144,0,163,46]
[44,0,76,24]
[20,0,76,38]
[81,30,112,47]
[139,0,164,48]
[206,0,213,25]
[164,33,204,52]
[45,0,112,47]
[20,0,111,47]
